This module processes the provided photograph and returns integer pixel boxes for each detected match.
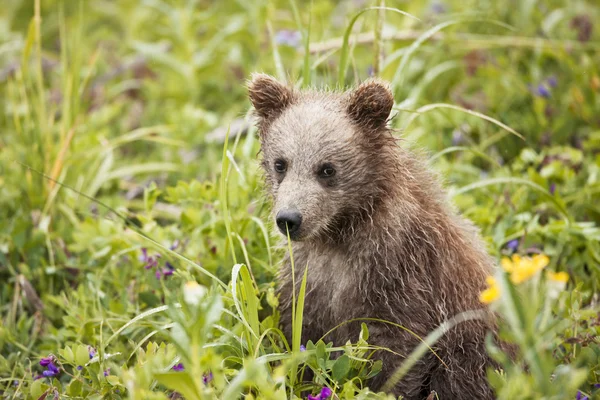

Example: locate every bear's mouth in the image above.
[277,228,304,242]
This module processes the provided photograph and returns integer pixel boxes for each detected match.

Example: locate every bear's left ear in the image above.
[347,79,394,129]
[248,73,295,121]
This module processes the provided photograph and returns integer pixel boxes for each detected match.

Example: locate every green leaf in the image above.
[60,346,75,364]
[332,354,351,381]
[67,379,83,396]
[106,375,121,386]
[155,372,202,400]
[30,379,48,399]
[75,344,90,367]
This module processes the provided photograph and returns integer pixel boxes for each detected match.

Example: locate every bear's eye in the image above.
[318,164,336,178]
[274,159,287,173]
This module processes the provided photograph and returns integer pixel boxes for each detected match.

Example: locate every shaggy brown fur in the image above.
[248,73,500,399]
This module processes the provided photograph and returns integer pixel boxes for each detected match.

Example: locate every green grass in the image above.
[1,0,599,399]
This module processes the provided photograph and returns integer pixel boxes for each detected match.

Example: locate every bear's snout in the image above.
[276,209,303,238]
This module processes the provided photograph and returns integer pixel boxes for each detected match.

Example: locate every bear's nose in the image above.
[276,209,303,237]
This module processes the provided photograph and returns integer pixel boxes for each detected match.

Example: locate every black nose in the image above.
[276,209,302,236]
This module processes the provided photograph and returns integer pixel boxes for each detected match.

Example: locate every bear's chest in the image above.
[299,249,361,325]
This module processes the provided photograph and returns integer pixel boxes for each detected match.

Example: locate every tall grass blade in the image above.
[338,7,420,86]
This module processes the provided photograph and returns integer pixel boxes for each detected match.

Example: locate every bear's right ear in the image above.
[247,73,295,121]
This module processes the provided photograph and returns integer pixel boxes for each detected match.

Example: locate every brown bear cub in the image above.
[248,74,499,399]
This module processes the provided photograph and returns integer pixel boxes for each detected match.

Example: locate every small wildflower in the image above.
[430,1,447,14]
[139,248,148,262]
[104,368,110,377]
[172,363,184,372]
[320,387,332,398]
[547,269,569,299]
[546,76,558,88]
[549,183,556,195]
[299,344,306,352]
[547,271,569,283]
[501,254,549,284]
[307,387,333,400]
[13,380,19,386]
[155,270,162,280]
[162,262,176,278]
[480,276,501,304]
[42,362,60,377]
[77,365,83,371]
[183,281,207,306]
[274,30,302,47]
[202,372,213,384]
[506,239,519,252]
[88,346,96,359]
[576,391,589,400]
[535,84,551,98]
[140,248,161,270]
[451,129,464,146]
[367,65,374,77]
[170,240,180,250]
[39,357,53,367]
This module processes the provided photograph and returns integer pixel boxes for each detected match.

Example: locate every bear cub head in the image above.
[248,74,395,243]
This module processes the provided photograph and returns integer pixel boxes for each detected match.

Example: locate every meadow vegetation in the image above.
[0,0,599,398]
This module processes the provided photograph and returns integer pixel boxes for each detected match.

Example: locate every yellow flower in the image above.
[501,254,549,284]
[480,276,501,304]
[547,271,569,283]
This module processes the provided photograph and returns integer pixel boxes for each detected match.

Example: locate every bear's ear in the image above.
[347,79,394,129]
[248,73,295,121]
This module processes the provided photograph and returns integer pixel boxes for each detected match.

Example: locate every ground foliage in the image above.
[0,0,599,399]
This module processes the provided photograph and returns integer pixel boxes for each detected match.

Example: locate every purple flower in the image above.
[549,183,556,194]
[299,344,306,352]
[528,83,551,98]
[275,30,302,47]
[104,368,110,377]
[506,239,519,252]
[163,262,176,277]
[140,248,161,269]
[172,363,184,372]
[320,387,332,398]
[546,76,558,88]
[307,387,332,400]
[594,383,600,389]
[139,248,148,262]
[202,372,213,384]
[155,270,162,279]
[452,129,464,146]
[430,1,447,14]
[535,84,551,98]
[42,362,60,377]
[170,240,180,250]
[576,391,589,400]
[77,365,83,371]
[88,347,96,359]
[39,357,53,367]
[13,380,19,386]
[367,65,374,77]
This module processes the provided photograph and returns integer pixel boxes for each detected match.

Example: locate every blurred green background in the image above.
[0,0,599,398]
